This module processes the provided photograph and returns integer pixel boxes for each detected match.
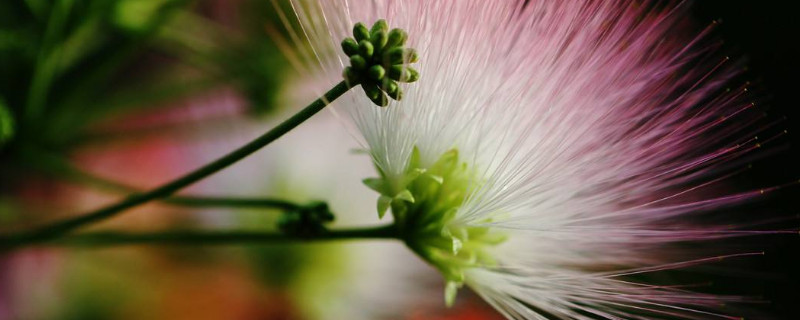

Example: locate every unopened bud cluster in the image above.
[341,20,419,106]
[277,201,334,237]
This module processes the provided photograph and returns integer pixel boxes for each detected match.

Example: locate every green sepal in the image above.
[362,177,386,194]
[440,227,463,255]
[425,174,444,184]
[401,167,426,188]
[361,146,509,306]
[451,236,463,255]
[480,232,509,246]
[445,281,461,307]
[395,189,415,203]
[377,195,393,219]
[408,146,422,168]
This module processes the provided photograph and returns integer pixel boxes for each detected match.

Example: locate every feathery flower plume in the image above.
[277,1,784,318]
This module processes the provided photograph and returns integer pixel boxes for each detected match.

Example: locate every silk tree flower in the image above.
[278,0,780,318]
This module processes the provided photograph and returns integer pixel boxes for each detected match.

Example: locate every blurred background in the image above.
[0,1,798,319]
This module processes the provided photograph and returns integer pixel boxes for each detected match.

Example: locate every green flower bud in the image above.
[389,66,419,82]
[341,37,359,56]
[362,83,388,107]
[384,47,405,65]
[385,28,408,48]
[368,65,386,80]
[371,30,388,51]
[405,48,419,63]
[350,55,367,70]
[341,20,418,106]
[353,22,370,42]
[343,67,360,86]
[370,19,389,35]
[384,81,402,100]
[385,47,418,65]
[358,40,374,59]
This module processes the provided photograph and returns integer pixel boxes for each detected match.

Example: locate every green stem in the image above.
[17,145,303,211]
[2,81,350,249]
[164,197,299,210]
[48,224,397,247]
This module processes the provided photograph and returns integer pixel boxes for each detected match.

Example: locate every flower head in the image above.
[341,19,419,106]
[283,0,777,318]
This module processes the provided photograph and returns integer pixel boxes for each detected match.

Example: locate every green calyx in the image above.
[362,148,507,306]
[341,19,419,107]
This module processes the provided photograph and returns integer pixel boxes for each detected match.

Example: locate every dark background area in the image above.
[692,1,800,318]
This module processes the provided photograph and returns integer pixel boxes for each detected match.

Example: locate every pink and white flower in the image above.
[278,1,782,318]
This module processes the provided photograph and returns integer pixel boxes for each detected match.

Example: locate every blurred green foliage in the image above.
[0,0,289,155]
[0,98,13,148]
[0,0,292,219]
